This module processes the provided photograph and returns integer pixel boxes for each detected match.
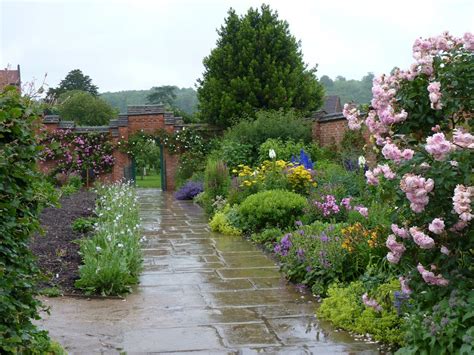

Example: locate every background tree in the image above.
[47,69,99,100]
[101,87,199,123]
[320,72,374,105]
[197,4,324,127]
[58,90,117,126]
[147,85,178,106]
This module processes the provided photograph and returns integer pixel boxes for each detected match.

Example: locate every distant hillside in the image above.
[320,73,374,105]
[100,87,198,115]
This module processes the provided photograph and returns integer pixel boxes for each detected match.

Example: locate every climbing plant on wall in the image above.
[39,129,115,180]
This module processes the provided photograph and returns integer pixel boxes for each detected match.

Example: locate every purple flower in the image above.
[319,233,328,243]
[295,220,303,227]
[175,181,204,200]
[275,233,292,256]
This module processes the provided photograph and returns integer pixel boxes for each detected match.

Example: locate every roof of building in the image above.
[0,65,21,89]
[322,95,342,114]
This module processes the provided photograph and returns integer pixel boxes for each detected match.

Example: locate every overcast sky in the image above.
[1,0,473,93]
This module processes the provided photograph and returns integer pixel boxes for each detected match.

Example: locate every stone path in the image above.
[39,189,379,354]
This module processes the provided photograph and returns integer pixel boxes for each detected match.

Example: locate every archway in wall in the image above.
[123,135,166,190]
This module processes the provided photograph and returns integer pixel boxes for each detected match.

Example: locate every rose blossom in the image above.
[427,82,443,110]
[428,218,445,235]
[391,224,409,239]
[400,174,434,213]
[382,142,414,163]
[452,185,473,222]
[343,103,362,130]
[452,128,474,149]
[417,263,449,286]
[440,246,450,255]
[450,219,468,231]
[410,227,435,249]
[385,234,406,264]
[425,133,453,160]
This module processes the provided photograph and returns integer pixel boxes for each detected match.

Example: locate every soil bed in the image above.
[30,190,96,295]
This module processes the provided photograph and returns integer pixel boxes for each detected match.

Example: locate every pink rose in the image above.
[428,218,445,235]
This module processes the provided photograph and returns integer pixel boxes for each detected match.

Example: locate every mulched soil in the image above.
[30,190,96,295]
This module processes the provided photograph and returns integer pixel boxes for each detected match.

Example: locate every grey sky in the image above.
[1,0,473,93]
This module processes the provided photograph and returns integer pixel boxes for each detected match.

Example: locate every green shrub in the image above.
[318,279,404,345]
[60,183,80,197]
[274,222,348,295]
[237,189,307,232]
[315,161,366,199]
[210,139,254,169]
[209,206,242,236]
[75,182,142,295]
[33,179,61,210]
[201,159,230,215]
[397,289,474,355]
[204,159,230,197]
[0,86,53,352]
[306,143,341,162]
[67,174,83,188]
[224,110,312,156]
[175,150,206,188]
[72,216,96,233]
[258,138,309,163]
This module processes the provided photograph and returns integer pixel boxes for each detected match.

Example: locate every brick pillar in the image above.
[164,148,178,191]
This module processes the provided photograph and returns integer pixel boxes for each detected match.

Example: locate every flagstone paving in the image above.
[39,189,379,354]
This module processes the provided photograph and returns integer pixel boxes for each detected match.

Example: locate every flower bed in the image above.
[75,182,143,295]
[180,31,473,353]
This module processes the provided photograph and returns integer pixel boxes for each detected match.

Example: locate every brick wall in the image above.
[39,105,184,190]
[312,116,349,147]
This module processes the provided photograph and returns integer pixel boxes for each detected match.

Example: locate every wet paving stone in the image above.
[217,267,279,279]
[38,189,379,353]
[216,323,280,347]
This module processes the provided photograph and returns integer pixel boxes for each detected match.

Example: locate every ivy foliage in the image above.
[0,87,52,352]
[197,4,324,127]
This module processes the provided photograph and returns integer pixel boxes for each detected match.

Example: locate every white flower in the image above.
[96,246,102,252]
[358,156,366,167]
[269,149,276,159]
[117,243,124,248]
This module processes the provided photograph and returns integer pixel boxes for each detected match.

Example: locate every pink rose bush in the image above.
[40,129,115,177]
[344,32,473,299]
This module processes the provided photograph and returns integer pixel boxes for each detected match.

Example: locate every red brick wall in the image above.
[39,110,182,190]
[312,118,349,147]
[128,114,165,134]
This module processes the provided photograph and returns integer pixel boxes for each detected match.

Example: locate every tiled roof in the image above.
[322,95,342,114]
[0,65,21,89]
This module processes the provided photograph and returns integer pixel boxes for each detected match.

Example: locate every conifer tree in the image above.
[197,4,324,127]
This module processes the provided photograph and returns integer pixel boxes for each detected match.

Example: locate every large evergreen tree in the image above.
[47,69,99,100]
[197,4,324,127]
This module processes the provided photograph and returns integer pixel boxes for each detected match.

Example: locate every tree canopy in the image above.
[47,69,99,100]
[58,90,117,126]
[320,73,374,105]
[147,85,177,106]
[100,87,198,120]
[197,4,324,127]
